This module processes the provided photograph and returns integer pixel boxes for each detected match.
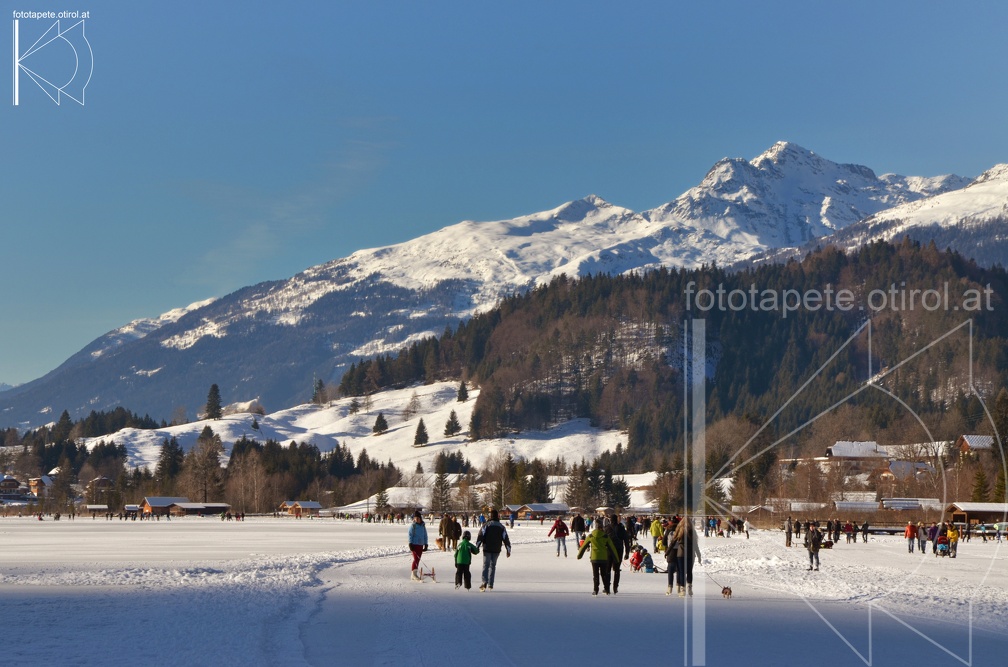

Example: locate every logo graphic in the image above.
[13,18,93,105]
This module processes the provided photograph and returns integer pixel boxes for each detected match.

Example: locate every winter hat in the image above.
[462,530,471,541]
[490,509,500,521]
[414,511,422,520]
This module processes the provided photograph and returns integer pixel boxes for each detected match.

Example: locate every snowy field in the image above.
[83,381,623,475]
[2,516,1006,666]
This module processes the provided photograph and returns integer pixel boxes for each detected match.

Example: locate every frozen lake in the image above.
[2,515,1006,666]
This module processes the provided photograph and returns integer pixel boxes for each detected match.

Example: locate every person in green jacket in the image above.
[454,530,480,590]
[577,518,620,596]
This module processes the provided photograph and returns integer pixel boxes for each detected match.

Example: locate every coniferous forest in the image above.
[340,240,1008,475]
[4,240,1007,512]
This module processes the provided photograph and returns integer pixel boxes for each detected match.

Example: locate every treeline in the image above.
[1,407,164,451]
[339,240,1008,472]
[147,429,403,512]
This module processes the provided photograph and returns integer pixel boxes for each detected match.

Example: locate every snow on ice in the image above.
[1,516,1006,666]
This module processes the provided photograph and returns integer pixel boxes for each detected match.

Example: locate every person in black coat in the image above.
[571,513,587,546]
[604,514,632,595]
[475,509,512,591]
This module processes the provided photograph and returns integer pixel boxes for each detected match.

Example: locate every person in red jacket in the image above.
[548,516,570,557]
[904,521,917,553]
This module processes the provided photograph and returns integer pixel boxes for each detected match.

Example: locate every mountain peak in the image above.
[551,195,619,222]
[758,140,814,161]
[973,163,1008,185]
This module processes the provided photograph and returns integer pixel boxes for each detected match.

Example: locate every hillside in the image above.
[81,381,622,476]
[1,142,998,430]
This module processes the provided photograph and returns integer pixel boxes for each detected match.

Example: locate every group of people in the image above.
[784,516,869,548]
[553,512,701,597]
[408,509,511,591]
[904,520,960,557]
[702,516,751,539]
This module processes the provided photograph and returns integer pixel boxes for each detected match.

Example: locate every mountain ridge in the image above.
[1,141,1002,429]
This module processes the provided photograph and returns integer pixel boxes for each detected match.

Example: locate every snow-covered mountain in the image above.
[750,162,1008,267]
[1,142,1000,429]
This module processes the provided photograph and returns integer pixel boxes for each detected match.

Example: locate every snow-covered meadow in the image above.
[2,515,1006,666]
[87,381,623,476]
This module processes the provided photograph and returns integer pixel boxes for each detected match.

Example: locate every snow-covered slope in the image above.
[83,382,623,475]
[750,163,1008,267]
[850,163,1008,237]
[1,141,996,429]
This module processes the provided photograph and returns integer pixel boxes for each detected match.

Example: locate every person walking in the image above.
[904,521,916,553]
[577,518,619,596]
[475,509,511,591]
[650,515,664,552]
[407,510,428,581]
[571,512,587,547]
[547,515,570,557]
[785,516,793,547]
[947,524,959,558]
[454,530,479,589]
[805,521,823,571]
[449,515,462,552]
[604,514,632,595]
[928,522,939,553]
[669,516,703,596]
[861,520,869,543]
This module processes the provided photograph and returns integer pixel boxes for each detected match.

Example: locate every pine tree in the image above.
[607,477,632,509]
[444,410,462,437]
[372,412,388,435]
[374,485,390,512]
[185,426,223,502]
[431,471,452,512]
[154,436,185,491]
[414,418,429,446]
[563,462,591,509]
[971,466,990,503]
[312,378,327,405]
[994,467,1007,504]
[205,384,223,420]
[457,381,469,402]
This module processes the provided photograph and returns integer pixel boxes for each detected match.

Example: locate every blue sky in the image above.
[3,1,1007,386]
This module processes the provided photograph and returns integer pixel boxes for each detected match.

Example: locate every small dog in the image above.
[721,586,733,599]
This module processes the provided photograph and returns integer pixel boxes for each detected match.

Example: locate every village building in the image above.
[140,496,190,516]
[85,476,114,502]
[170,502,232,517]
[85,504,109,517]
[823,441,890,473]
[517,502,569,519]
[0,474,21,492]
[946,502,1008,527]
[28,475,53,497]
[279,500,322,518]
[955,434,995,456]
